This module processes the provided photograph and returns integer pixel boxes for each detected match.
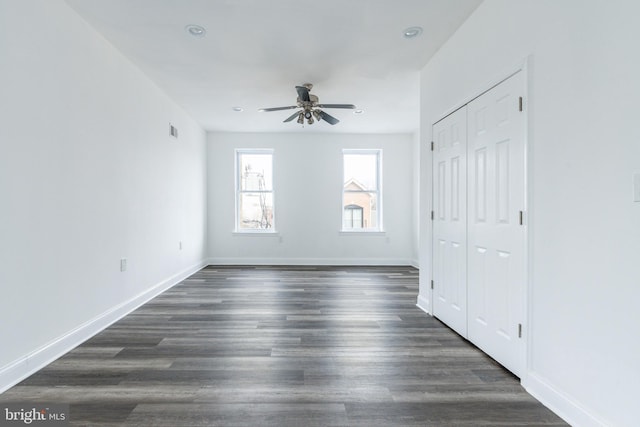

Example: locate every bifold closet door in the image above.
[432,107,468,337]
[467,71,526,377]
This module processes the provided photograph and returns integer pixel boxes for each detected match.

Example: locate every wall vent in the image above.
[169,124,179,138]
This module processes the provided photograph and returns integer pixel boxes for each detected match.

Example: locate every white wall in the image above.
[0,0,207,390]
[418,1,640,426]
[208,132,416,265]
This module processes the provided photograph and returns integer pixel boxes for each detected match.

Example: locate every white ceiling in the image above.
[65,0,482,133]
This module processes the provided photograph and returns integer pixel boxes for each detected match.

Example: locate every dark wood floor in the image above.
[1,266,566,426]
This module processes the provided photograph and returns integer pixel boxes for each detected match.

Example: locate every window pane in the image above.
[342,193,377,230]
[344,153,377,191]
[343,205,363,229]
[239,193,273,229]
[240,153,273,191]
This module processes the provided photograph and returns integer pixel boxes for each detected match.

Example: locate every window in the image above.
[343,205,364,229]
[342,149,382,231]
[236,149,274,231]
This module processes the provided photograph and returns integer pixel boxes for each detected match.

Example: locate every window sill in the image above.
[232,230,280,236]
[339,230,386,236]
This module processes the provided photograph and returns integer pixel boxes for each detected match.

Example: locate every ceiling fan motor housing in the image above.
[297,95,319,109]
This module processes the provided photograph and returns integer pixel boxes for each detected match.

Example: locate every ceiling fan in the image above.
[258,83,356,125]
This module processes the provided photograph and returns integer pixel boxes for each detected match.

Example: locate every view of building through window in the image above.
[236,150,274,230]
[342,150,381,231]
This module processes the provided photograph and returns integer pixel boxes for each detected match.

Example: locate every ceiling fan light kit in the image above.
[259,83,356,126]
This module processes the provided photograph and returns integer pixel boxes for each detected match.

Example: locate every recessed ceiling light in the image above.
[403,26,423,39]
[185,24,206,38]
[354,109,364,115]
[232,107,244,112]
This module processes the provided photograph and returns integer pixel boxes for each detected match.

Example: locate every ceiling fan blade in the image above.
[316,104,356,109]
[318,111,340,125]
[295,86,311,102]
[259,106,298,112]
[283,111,301,123]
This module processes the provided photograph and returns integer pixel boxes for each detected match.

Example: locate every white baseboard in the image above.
[0,259,207,394]
[207,257,416,266]
[522,372,608,427]
[416,294,431,314]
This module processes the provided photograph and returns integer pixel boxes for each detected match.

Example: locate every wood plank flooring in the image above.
[0,266,566,426]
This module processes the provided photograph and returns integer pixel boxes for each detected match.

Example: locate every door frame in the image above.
[429,57,531,378]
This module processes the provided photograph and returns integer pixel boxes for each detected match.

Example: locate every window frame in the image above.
[341,149,383,232]
[235,148,276,233]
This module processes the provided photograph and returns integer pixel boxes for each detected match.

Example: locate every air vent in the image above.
[169,124,178,138]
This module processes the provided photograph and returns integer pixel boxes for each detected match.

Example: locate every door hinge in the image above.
[518,323,523,338]
[519,210,524,225]
[518,96,523,112]
[431,210,435,220]
[430,141,434,151]
[431,280,434,290]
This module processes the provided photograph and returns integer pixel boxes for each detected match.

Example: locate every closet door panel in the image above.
[432,106,468,337]
[467,71,526,377]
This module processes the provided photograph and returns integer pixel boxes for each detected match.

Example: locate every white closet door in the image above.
[467,71,526,377]
[432,107,468,337]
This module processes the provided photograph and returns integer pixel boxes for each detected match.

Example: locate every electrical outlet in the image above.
[179,241,183,250]
[120,258,127,272]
